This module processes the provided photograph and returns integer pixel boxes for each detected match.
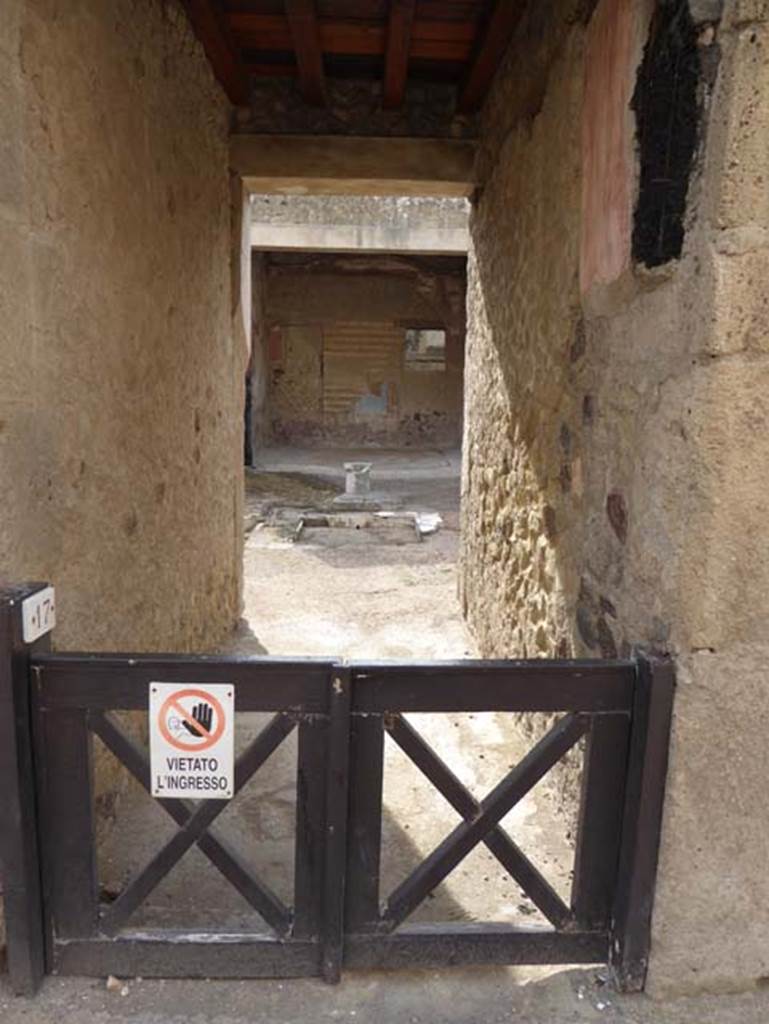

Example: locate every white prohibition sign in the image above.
[150,682,235,800]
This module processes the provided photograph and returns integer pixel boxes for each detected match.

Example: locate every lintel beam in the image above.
[383,0,417,109]
[180,0,251,106]
[230,135,478,198]
[456,0,526,113]
[285,0,326,106]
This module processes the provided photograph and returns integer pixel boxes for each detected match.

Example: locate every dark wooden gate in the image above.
[0,584,674,996]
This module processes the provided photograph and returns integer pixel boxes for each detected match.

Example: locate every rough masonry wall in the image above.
[460,2,586,659]
[247,252,269,460]
[461,0,769,997]
[250,194,471,231]
[264,255,466,447]
[0,0,244,653]
[235,77,476,138]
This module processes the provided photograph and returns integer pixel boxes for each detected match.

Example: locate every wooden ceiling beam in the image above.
[456,0,526,113]
[227,14,475,61]
[285,0,326,106]
[383,0,416,108]
[179,0,251,106]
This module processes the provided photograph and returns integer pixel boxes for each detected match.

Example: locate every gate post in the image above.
[0,583,54,995]
[320,664,351,983]
[610,653,675,992]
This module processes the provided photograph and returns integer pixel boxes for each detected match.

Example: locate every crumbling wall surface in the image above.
[462,0,769,997]
[265,254,465,447]
[0,0,243,652]
[460,1,587,659]
[235,77,476,138]
[251,194,471,231]
[247,253,269,460]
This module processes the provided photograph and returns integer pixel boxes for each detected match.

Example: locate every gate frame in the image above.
[0,584,51,994]
[0,583,674,996]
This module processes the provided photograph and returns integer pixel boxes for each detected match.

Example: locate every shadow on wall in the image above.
[460,6,590,666]
[460,0,706,668]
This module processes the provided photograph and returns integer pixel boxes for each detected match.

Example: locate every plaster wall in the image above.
[250,195,470,254]
[461,0,769,996]
[0,0,244,653]
[247,253,269,459]
[264,256,465,447]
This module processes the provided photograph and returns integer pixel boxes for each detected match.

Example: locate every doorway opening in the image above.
[241,194,470,661]
[226,193,581,946]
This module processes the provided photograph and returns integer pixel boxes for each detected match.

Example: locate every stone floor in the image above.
[4,963,769,1023]
[251,445,461,481]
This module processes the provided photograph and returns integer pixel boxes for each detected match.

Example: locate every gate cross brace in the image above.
[386,714,574,930]
[90,710,294,936]
[382,713,589,931]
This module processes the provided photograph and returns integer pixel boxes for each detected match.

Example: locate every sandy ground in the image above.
[5,968,769,1024]
[5,449,766,1021]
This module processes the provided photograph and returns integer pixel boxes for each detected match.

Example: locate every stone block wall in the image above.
[461,0,769,996]
[251,194,471,232]
[235,77,476,139]
[0,0,247,957]
[0,0,245,653]
[460,2,587,660]
[247,252,270,460]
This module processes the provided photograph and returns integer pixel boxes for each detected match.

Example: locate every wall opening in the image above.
[631,0,701,268]
[237,194,471,670]
[404,327,448,372]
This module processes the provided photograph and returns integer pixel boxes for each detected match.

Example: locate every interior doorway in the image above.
[239,194,471,660]
[218,193,574,945]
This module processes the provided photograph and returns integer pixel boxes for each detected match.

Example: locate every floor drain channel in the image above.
[294,511,441,544]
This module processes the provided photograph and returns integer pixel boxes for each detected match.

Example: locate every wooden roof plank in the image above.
[456,0,526,113]
[227,14,474,57]
[383,0,416,109]
[180,0,251,105]
[285,0,327,105]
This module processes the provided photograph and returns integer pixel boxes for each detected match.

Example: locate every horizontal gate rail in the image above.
[350,659,635,713]
[31,653,334,712]
[344,923,609,971]
[51,934,321,979]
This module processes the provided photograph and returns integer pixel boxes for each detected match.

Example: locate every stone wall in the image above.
[0,0,244,653]
[251,195,471,231]
[235,77,476,139]
[461,0,769,997]
[461,1,586,660]
[247,252,269,460]
[250,194,471,254]
[263,253,466,447]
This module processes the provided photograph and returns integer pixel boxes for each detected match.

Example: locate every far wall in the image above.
[255,253,466,448]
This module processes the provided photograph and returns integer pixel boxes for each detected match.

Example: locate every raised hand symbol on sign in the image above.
[182,701,213,737]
